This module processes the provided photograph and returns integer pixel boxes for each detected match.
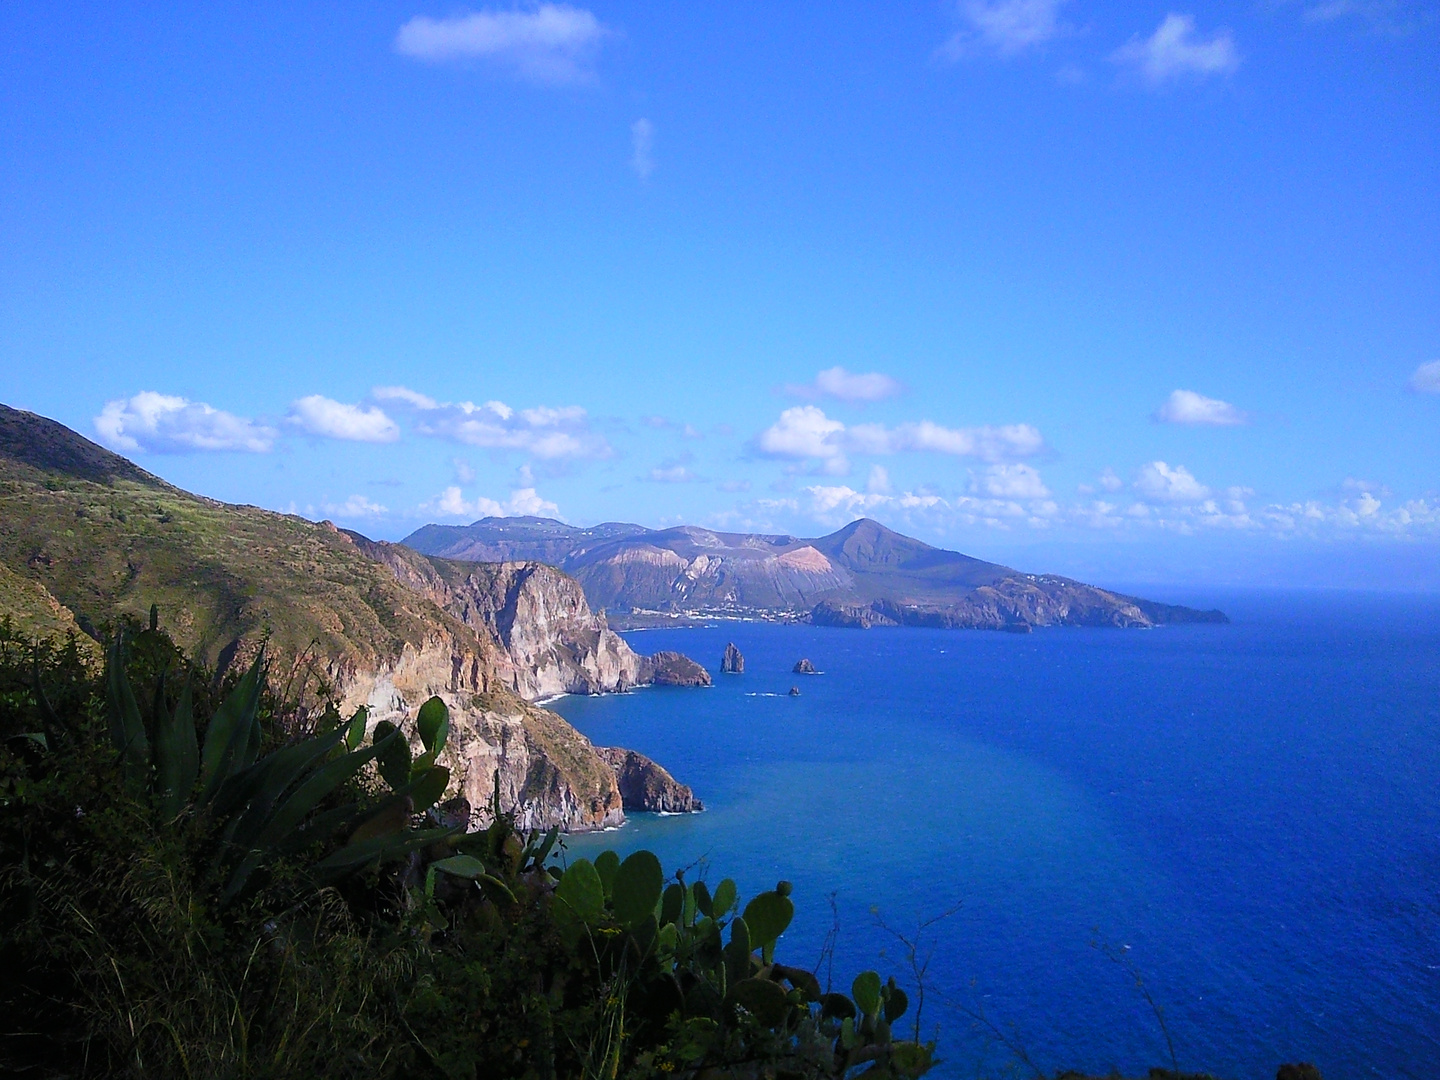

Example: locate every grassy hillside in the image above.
[0,404,485,672]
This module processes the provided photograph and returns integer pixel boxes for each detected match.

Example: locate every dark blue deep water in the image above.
[552,591,1440,1079]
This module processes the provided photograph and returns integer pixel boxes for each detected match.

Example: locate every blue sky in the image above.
[2,2,1437,588]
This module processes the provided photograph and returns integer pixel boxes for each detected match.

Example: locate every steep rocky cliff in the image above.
[347,536,647,699]
[0,404,693,833]
[595,747,703,814]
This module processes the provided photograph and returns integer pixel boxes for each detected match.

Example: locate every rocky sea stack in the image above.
[721,642,744,674]
[793,658,817,674]
[642,651,712,687]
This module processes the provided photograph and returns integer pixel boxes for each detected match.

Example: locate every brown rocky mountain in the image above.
[0,404,703,831]
[403,516,1227,629]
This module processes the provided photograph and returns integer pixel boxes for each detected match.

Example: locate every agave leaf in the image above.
[251,726,401,850]
[344,706,368,751]
[526,826,559,872]
[429,854,486,879]
[229,726,349,848]
[371,720,412,790]
[476,874,519,907]
[155,676,199,820]
[105,635,150,788]
[272,800,361,853]
[197,650,265,804]
[30,651,60,730]
[309,826,456,883]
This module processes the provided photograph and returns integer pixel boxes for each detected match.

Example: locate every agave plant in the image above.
[104,631,458,904]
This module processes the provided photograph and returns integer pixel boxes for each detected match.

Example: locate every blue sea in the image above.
[552,590,1440,1079]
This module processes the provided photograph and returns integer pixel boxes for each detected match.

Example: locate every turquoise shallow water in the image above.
[552,590,1440,1079]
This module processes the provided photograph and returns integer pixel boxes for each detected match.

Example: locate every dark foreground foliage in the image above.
[0,615,935,1079]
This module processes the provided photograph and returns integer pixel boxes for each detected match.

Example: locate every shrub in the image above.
[1,617,935,1079]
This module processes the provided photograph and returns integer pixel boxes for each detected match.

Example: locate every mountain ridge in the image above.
[403,515,1227,629]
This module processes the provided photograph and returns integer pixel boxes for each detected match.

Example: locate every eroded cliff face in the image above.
[327,634,626,832]
[350,536,646,700]
[595,747,703,814]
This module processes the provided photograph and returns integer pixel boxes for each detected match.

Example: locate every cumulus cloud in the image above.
[755,406,1044,473]
[394,4,609,83]
[648,464,700,483]
[324,494,388,519]
[757,406,848,462]
[95,392,276,454]
[1133,461,1211,502]
[630,118,655,179]
[374,385,609,459]
[1154,389,1248,426]
[970,463,1050,498]
[430,485,559,520]
[1408,360,1440,394]
[287,395,399,443]
[866,465,892,495]
[1111,14,1240,83]
[804,485,944,517]
[939,0,1070,59]
[786,366,904,402]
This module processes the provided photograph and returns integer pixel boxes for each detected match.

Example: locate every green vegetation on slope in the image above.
[1,622,936,1079]
[0,404,486,672]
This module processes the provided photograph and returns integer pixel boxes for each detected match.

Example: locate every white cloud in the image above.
[375,385,609,459]
[1111,14,1240,83]
[1099,468,1124,492]
[786,366,904,402]
[287,395,399,443]
[884,420,1045,460]
[95,392,276,454]
[1408,360,1440,394]
[940,0,1069,59]
[631,118,655,179]
[970,463,1050,498]
[1294,0,1425,31]
[648,465,699,483]
[717,479,752,493]
[372,385,437,410]
[866,464,892,494]
[1154,389,1249,426]
[1134,461,1211,502]
[756,406,1044,472]
[452,458,476,483]
[325,494,388,519]
[394,4,608,84]
[756,406,849,465]
[430,485,559,520]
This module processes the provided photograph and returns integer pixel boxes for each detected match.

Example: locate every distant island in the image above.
[403,516,1227,631]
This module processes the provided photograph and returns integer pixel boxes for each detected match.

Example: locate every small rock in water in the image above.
[788,685,800,696]
[793,658,817,674]
[721,642,744,674]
